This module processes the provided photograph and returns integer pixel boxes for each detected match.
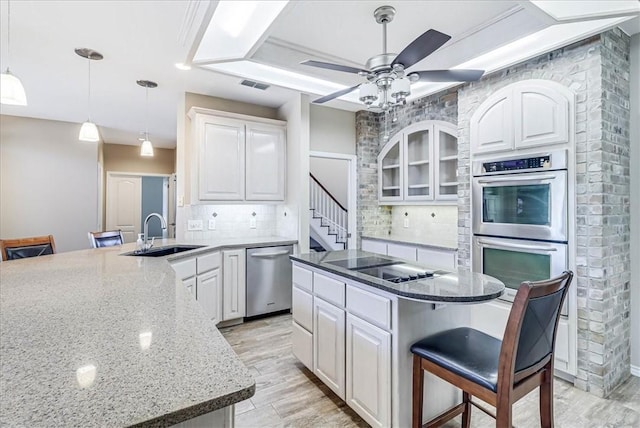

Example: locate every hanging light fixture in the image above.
[75,48,103,142]
[1,0,27,106]
[137,80,157,157]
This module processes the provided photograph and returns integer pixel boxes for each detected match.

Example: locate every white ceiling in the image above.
[1,1,638,149]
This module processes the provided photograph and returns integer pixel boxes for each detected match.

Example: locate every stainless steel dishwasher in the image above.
[246,245,293,318]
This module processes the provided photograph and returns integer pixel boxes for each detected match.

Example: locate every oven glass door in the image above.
[473,236,568,315]
[472,170,567,242]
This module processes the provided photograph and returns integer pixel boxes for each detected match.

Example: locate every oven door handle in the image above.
[476,174,556,184]
[476,238,558,252]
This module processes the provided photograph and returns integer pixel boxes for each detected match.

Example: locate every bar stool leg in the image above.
[461,391,471,428]
[413,355,425,428]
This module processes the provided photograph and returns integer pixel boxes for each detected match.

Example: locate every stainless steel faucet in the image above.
[142,213,167,251]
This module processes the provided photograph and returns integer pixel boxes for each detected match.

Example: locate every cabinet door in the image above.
[470,90,513,154]
[183,276,196,296]
[416,248,457,270]
[378,134,403,202]
[245,123,286,201]
[197,115,245,201]
[386,242,417,261]
[434,123,458,201]
[346,314,391,428]
[361,239,387,255]
[222,249,246,321]
[313,297,346,400]
[514,83,570,149]
[197,268,222,324]
[404,125,433,201]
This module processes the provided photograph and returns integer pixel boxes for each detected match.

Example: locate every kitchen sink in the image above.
[121,245,205,257]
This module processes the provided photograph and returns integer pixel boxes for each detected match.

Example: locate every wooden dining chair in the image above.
[88,230,125,248]
[0,235,57,261]
[411,271,573,428]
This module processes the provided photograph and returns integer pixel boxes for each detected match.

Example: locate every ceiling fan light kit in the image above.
[303,5,484,112]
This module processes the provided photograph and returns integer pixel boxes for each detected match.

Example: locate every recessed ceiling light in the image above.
[175,62,191,71]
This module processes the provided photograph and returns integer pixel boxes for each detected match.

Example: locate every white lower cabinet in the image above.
[386,242,417,261]
[197,268,222,324]
[222,249,246,321]
[313,296,346,400]
[346,314,391,428]
[361,238,457,270]
[292,321,313,371]
[416,247,456,270]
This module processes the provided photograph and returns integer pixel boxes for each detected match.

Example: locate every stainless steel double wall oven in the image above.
[472,150,569,313]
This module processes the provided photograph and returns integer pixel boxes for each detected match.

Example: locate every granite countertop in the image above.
[291,250,504,303]
[361,234,458,251]
[0,236,295,427]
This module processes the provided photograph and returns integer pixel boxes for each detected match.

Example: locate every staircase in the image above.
[309,173,348,251]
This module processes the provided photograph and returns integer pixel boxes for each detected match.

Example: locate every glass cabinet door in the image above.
[436,125,458,200]
[379,135,402,201]
[404,128,431,199]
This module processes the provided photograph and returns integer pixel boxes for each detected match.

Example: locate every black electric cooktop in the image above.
[325,256,401,270]
[325,256,446,283]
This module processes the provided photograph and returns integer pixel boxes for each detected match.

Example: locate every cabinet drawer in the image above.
[386,242,417,261]
[346,285,392,330]
[171,258,196,281]
[197,251,221,274]
[293,265,313,293]
[416,248,456,270]
[293,286,313,332]
[314,273,345,307]
[292,321,313,371]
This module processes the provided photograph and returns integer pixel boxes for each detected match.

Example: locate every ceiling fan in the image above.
[301,5,484,111]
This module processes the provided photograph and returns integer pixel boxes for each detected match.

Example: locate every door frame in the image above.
[309,151,357,250]
[105,171,172,239]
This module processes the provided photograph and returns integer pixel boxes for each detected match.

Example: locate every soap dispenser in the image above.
[136,233,145,252]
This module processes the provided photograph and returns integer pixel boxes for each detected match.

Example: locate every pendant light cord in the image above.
[87,57,92,121]
[145,86,149,140]
[6,0,11,70]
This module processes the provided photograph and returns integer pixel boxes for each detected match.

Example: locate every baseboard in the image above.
[631,364,640,377]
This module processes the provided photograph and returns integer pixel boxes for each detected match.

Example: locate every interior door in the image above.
[106,174,141,243]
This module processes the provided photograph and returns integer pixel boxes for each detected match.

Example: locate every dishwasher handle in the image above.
[250,250,290,258]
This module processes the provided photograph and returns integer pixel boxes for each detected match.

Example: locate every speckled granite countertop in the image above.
[361,234,457,251]
[291,250,503,303]
[0,236,296,427]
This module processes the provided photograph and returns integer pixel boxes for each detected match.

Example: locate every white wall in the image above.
[310,105,355,155]
[0,115,99,252]
[630,33,639,375]
[310,157,349,208]
[278,94,311,253]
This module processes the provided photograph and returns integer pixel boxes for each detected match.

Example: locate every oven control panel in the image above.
[482,155,550,173]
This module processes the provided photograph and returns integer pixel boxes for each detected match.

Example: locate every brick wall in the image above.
[355,89,458,247]
[456,30,631,397]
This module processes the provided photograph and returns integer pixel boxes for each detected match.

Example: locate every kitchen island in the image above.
[0,237,294,427]
[290,250,504,428]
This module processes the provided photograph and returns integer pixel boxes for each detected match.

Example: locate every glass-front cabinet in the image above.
[378,121,458,204]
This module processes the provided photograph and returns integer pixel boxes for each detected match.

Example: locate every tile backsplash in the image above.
[390,205,458,245]
[179,204,297,240]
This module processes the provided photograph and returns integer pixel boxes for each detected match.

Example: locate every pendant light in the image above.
[1,0,27,106]
[137,80,157,157]
[75,48,103,142]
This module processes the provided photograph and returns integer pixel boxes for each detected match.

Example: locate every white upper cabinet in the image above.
[470,80,573,154]
[378,120,458,204]
[188,108,286,203]
[245,123,286,201]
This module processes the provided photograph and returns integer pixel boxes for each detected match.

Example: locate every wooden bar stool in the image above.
[88,230,124,248]
[411,271,573,428]
[0,235,57,261]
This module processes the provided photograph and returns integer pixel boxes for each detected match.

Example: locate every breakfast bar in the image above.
[289,250,505,427]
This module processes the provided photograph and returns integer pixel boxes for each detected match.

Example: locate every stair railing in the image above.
[309,173,348,246]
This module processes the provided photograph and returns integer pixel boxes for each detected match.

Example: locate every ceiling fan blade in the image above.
[392,29,451,69]
[412,69,484,82]
[313,85,360,104]
[301,60,368,75]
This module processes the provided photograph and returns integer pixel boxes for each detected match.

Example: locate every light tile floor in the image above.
[220,314,640,428]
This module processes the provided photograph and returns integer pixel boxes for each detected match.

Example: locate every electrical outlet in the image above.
[177,195,184,207]
[187,219,203,231]
[208,219,216,230]
[249,218,257,229]
[403,218,410,228]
